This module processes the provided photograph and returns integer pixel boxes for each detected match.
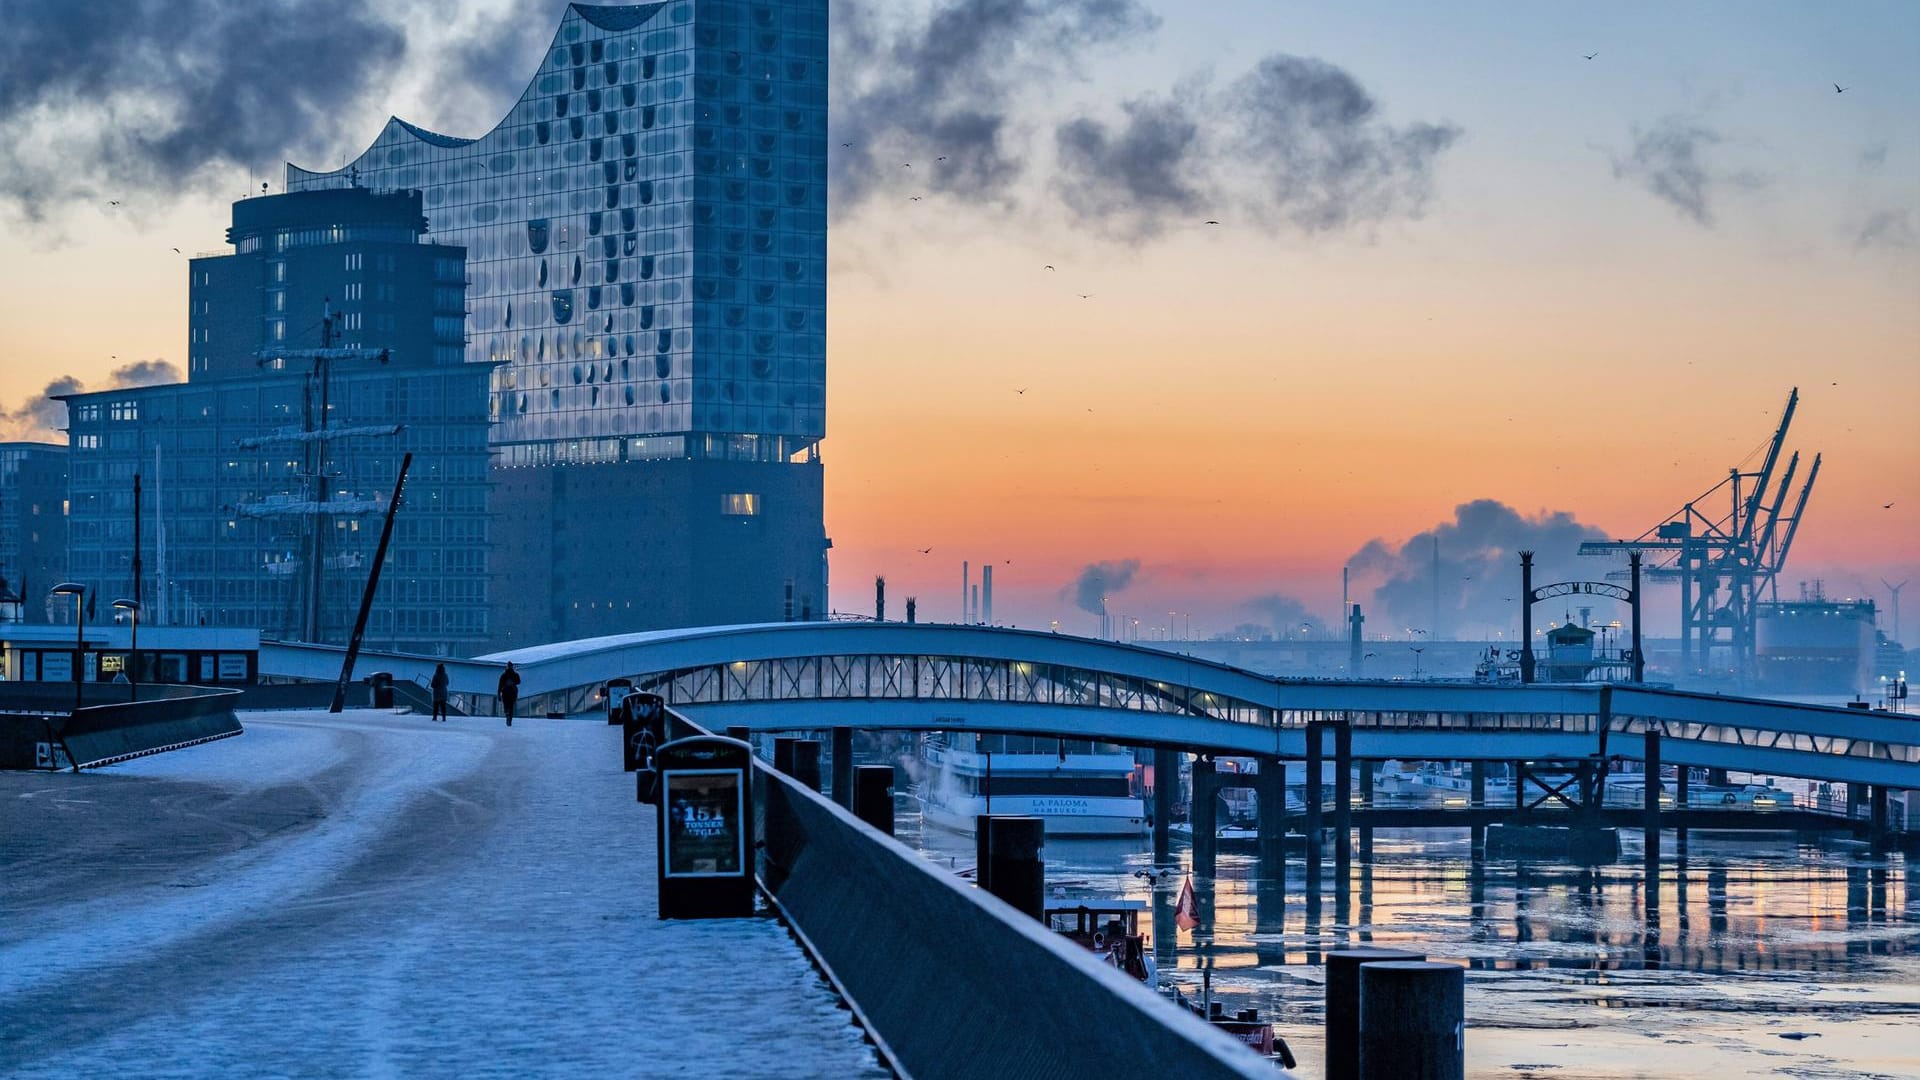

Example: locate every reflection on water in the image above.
[902,817,1920,1079]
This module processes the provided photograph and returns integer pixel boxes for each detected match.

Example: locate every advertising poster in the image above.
[663,769,744,877]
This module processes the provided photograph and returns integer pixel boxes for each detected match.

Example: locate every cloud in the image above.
[831,0,1159,215]
[1855,208,1915,252]
[0,0,407,227]
[1063,558,1141,615]
[0,360,183,440]
[1348,499,1610,639]
[1051,54,1461,241]
[1859,141,1889,172]
[1611,116,1764,227]
[1053,95,1206,241]
[1241,593,1330,637]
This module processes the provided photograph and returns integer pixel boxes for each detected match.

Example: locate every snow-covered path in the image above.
[0,710,886,1078]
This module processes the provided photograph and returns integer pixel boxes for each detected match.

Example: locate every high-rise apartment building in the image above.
[287,1,830,646]
[0,442,68,621]
[61,189,495,654]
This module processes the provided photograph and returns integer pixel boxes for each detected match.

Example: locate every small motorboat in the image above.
[1166,969,1298,1070]
[1044,898,1156,985]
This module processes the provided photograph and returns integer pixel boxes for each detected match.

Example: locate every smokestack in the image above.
[971,585,979,625]
[906,597,918,624]
[1349,602,1365,674]
[1431,535,1441,641]
[876,576,886,622]
[982,565,993,626]
[963,561,970,624]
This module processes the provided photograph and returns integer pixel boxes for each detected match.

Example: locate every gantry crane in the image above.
[1579,389,1819,682]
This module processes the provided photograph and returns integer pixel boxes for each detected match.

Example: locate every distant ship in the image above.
[1755,584,1876,695]
[915,733,1148,838]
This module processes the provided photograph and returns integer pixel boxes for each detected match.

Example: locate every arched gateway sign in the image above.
[1519,550,1643,684]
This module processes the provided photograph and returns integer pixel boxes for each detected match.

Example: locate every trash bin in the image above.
[370,671,395,709]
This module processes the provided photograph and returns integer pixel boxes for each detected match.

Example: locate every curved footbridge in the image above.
[259,622,1920,790]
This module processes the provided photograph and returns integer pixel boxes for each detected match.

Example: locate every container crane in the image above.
[1579,389,1818,682]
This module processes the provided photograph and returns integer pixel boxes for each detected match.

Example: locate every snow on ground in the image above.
[0,710,886,1078]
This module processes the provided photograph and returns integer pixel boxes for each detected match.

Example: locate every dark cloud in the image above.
[1228,55,1461,234]
[1855,208,1915,251]
[0,361,183,440]
[1051,55,1461,240]
[107,359,183,388]
[1241,593,1329,638]
[831,0,1159,214]
[1064,558,1141,615]
[1053,96,1206,241]
[0,0,406,225]
[1348,500,1609,639]
[1611,116,1764,227]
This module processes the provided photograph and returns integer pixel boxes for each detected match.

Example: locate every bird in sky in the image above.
[1885,502,1896,510]
[900,162,912,168]
[1204,219,1220,225]
[937,156,948,161]
[1043,265,1055,271]
[1583,52,1598,60]
[840,141,852,147]
[909,195,923,201]
[108,200,121,206]
[171,247,181,253]
[1834,83,1849,93]
[1014,388,1028,395]
[917,547,933,554]
[1077,293,1092,299]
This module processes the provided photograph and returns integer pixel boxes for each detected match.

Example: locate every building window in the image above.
[345,253,362,272]
[108,400,139,422]
[721,493,760,516]
[76,403,101,423]
[76,434,101,449]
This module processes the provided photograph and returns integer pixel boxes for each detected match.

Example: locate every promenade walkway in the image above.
[0,710,886,1078]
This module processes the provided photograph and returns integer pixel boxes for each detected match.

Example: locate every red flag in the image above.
[1175,873,1199,931]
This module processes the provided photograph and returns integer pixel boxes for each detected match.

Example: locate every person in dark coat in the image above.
[430,663,451,722]
[497,662,521,726]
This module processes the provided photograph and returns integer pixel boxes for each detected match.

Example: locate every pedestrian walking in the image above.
[497,661,521,727]
[430,663,451,722]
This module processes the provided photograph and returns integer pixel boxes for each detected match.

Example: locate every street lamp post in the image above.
[50,583,86,712]
[112,599,141,701]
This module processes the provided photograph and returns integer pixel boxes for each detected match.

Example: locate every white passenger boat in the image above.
[916,733,1148,838]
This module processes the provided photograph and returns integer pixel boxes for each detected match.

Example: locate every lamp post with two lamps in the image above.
[48,583,86,712]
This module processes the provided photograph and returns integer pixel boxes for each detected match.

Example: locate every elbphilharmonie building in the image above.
[290,2,829,644]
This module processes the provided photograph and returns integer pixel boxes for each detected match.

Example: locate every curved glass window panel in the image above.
[635,301,649,326]
[570,116,586,139]
[643,56,657,79]
[603,161,618,185]
[605,111,620,134]
[588,89,603,112]
[570,43,585,66]
[623,83,637,108]
[573,364,584,385]
[624,234,638,257]
[552,290,575,325]
[656,354,673,379]
[528,219,550,255]
[573,68,587,91]
[639,255,655,279]
[637,180,654,205]
[723,256,743,276]
[783,309,805,331]
[590,138,604,162]
[624,333,637,354]
[622,133,637,157]
[504,301,513,329]
[606,61,621,85]
[590,40,603,63]
[572,255,583,284]
[587,285,602,310]
[588,211,603,236]
[538,259,548,287]
[723,306,746,328]
[536,121,551,145]
[606,184,621,209]
[621,208,636,231]
[556,94,571,118]
[625,160,639,182]
[606,258,621,281]
[659,383,671,403]
[656,329,673,353]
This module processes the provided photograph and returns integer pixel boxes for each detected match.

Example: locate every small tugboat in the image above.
[1044,898,1156,985]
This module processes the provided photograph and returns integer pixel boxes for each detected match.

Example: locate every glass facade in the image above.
[62,371,494,654]
[286,1,829,461]
[0,443,68,618]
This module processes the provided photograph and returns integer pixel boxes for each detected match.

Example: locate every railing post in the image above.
[1470,760,1487,857]
[1334,721,1353,916]
[1870,785,1890,855]
[1357,758,1375,862]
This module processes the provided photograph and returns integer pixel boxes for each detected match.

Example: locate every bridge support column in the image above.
[1469,761,1487,858]
[790,739,823,792]
[1869,785,1890,855]
[1643,731,1662,927]
[830,726,854,808]
[1513,761,1525,811]
[1306,721,1325,918]
[1674,767,1690,857]
[1152,747,1176,865]
[1192,755,1218,878]
[1258,756,1288,878]
[774,736,797,776]
[1334,722,1353,919]
[1357,759,1375,863]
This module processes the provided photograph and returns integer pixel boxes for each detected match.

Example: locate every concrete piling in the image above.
[853,765,895,835]
[1357,961,1465,1080]
[984,816,1046,921]
[830,726,854,808]
[1324,947,1426,1080]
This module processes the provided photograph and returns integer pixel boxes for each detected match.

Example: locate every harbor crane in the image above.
[1579,389,1819,682]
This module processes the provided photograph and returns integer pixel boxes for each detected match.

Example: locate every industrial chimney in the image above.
[982,565,994,626]
[876,576,886,622]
